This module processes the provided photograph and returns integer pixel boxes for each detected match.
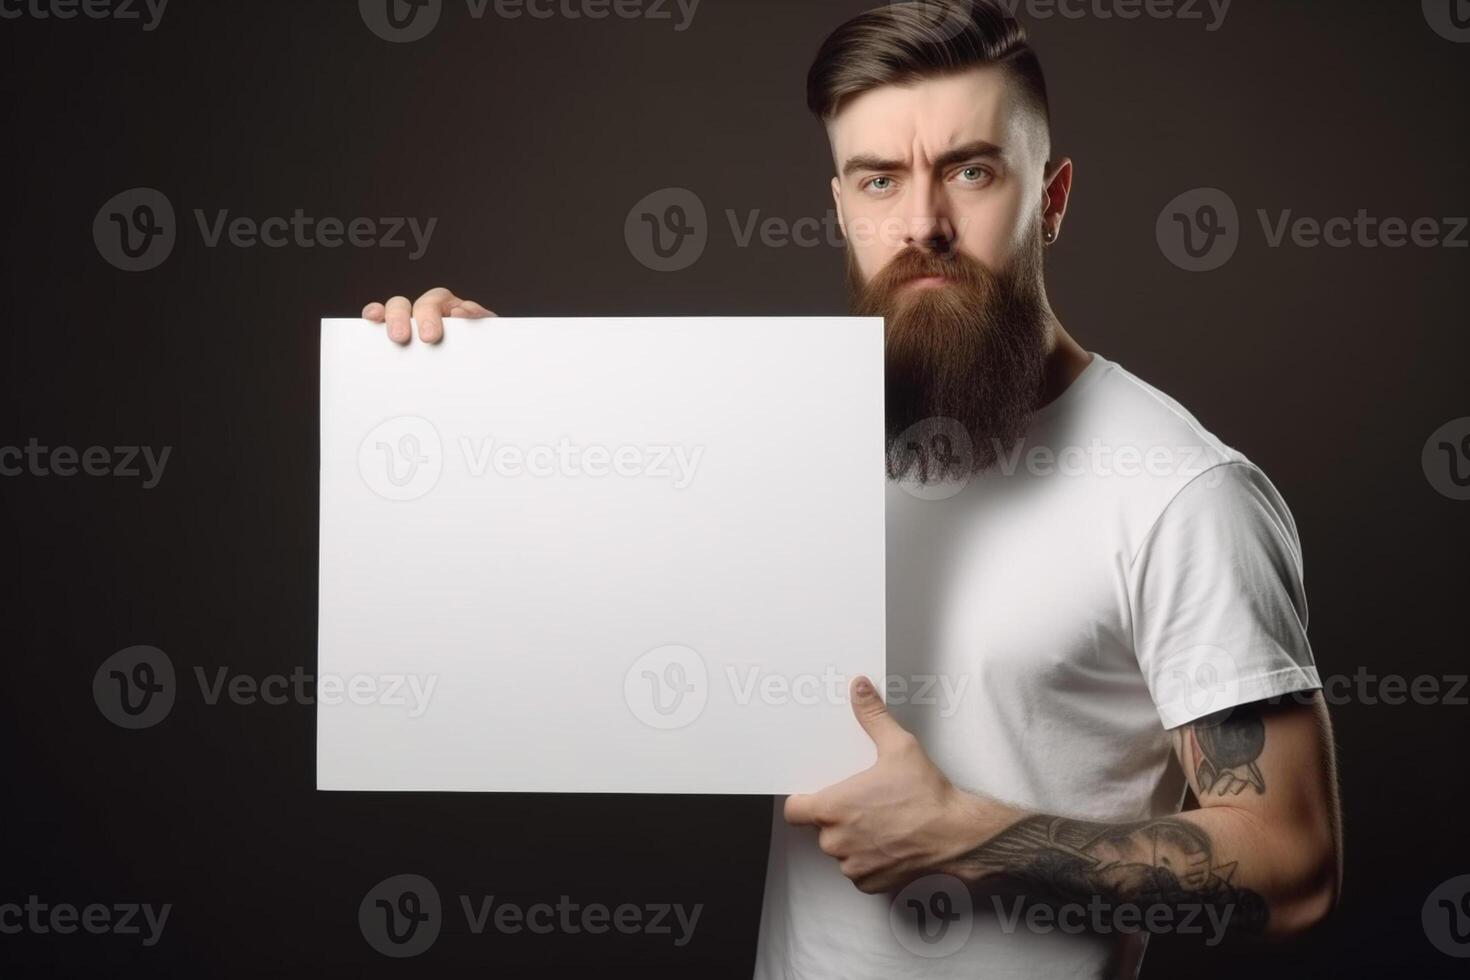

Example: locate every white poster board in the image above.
[317,317,885,793]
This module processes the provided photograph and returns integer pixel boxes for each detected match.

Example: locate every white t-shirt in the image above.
[753,353,1321,979]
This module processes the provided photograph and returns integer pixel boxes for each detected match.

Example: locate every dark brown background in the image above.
[2,0,1467,976]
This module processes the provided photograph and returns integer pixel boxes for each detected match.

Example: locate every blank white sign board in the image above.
[317,317,885,794]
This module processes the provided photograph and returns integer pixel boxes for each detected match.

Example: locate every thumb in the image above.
[850,675,907,752]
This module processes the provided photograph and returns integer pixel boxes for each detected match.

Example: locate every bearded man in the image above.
[358,3,1341,976]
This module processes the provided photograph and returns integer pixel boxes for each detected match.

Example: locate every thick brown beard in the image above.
[849,234,1050,482]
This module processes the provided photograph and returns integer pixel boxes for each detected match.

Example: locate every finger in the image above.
[817,828,845,858]
[413,286,463,345]
[362,302,386,322]
[447,303,495,319]
[384,296,413,345]
[457,299,495,318]
[783,793,821,827]
[850,675,909,754]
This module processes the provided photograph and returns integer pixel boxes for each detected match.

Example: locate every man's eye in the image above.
[957,166,990,184]
[865,176,894,193]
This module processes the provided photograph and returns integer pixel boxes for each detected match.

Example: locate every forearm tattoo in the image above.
[958,814,1269,935]
[951,706,1274,936]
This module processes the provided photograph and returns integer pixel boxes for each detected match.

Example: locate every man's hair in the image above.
[806,1,1049,127]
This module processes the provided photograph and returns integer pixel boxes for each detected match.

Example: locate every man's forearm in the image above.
[936,796,1335,941]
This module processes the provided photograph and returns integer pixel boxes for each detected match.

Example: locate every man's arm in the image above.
[784,679,1342,941]
[950,696,1341,938]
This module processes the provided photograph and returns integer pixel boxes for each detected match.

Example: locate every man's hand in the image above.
[783,677,1004,894]
[361,286,494,345]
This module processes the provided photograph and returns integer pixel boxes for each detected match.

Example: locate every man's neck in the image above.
[1038,318,1092,410]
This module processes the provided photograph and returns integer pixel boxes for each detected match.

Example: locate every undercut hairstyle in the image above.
[806,0,1050,129]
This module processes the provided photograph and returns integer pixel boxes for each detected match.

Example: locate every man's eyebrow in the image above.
[933,140,1005,171]
[841,140,1005,178]
[841,153,905,177]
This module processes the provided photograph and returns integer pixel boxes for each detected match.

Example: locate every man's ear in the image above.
[1042,157,1074,233]
[830,176,847,240]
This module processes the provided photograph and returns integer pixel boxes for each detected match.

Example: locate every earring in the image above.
[1043,225,1057,244]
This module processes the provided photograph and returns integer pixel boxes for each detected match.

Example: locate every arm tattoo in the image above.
[1177,704,1267,797]
[958,815,1269,935]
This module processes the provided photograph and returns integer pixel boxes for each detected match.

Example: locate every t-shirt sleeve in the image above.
[1129,460,1322,730]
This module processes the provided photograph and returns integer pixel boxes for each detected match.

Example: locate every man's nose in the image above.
[900,180,956,253]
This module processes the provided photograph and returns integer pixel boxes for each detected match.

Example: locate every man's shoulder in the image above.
[1076,354,1246,473]
[1035,354,1279,543]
